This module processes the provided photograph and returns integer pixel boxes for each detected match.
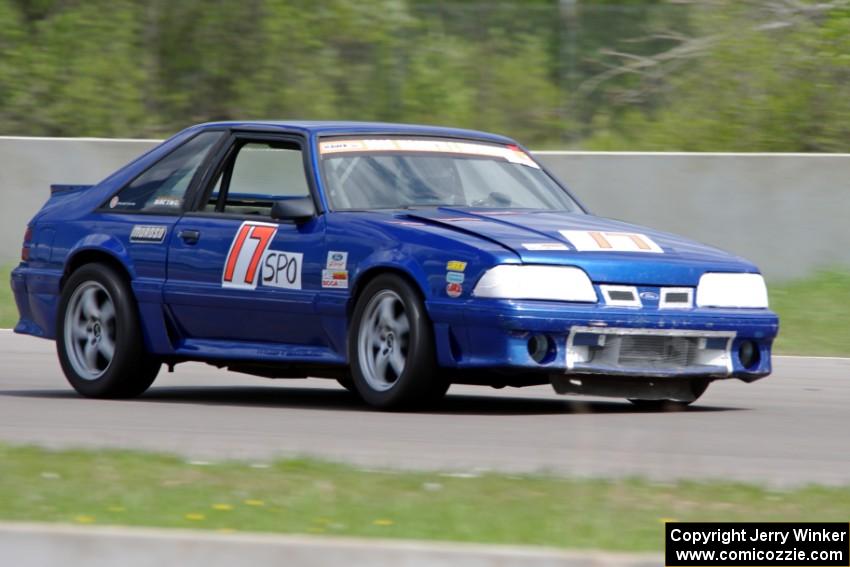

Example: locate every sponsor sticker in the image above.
[130,225,167,244]
[446,271,465,284]
[326,250,348,270]
[446,282,463,298]
[522,242,569,251]
[446,260,467,272]
[321,269,349,289]
[261,250,303,290]
[318,139,539,169]
[152,196,182,208]
[319,140,368,154]
[109,196,119,209]
[560,230,663,254]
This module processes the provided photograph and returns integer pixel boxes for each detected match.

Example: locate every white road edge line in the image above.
[0,328,847,361]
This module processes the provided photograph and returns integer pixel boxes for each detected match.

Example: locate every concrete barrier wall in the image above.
[0,136,158,267]
[536,151,850,281]
[1,136,847,280]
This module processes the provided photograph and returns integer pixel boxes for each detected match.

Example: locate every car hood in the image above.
[402,208,758,285]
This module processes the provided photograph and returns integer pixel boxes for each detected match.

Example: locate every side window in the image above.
[109,131,222,212]
[206,141,310,216]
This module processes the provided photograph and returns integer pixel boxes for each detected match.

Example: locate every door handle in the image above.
[178,229,200,244]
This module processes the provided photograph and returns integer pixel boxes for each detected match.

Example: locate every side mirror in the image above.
[271,197,316,223]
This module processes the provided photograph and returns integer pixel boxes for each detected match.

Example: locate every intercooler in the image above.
[565,326,734,377]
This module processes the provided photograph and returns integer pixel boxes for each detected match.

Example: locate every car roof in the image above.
[194,120,517,145]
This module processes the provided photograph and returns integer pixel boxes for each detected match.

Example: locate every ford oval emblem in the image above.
[639,291,659,301]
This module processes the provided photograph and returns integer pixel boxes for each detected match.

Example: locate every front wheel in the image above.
[57,263,160,398]
[348,274,448,410]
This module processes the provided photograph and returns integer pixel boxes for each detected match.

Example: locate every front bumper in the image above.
[427,298,778,380]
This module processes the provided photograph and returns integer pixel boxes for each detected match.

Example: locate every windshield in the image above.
[319,138,581,212]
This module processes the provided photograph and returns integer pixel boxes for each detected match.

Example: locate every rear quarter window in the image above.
[106,131,223,213]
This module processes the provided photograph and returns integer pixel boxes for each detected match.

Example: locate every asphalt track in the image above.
[1,331,848,486]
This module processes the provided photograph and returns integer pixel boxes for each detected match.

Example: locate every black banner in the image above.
[666,522,849,566]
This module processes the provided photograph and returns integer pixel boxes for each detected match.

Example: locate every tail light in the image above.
[21,226,32,261]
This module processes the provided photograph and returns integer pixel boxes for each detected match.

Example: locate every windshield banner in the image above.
[318,138,539,169]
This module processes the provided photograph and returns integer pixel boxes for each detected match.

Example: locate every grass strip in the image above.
[769,271,850,357]
[1,444,849,551]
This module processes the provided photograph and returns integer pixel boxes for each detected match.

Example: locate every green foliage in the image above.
[585,3,850,151]
[1,0,148,136]
[0,0,848,149]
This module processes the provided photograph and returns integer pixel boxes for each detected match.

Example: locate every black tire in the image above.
[56,263,160,398]
[628,378,709,411]
[336,375,359,395]
[348,274,448,410]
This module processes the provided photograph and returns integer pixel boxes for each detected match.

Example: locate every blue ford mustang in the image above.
[11,121,779,409]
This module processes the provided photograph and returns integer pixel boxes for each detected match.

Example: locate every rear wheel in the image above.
[57,264,160,398]
[349,274,448,410]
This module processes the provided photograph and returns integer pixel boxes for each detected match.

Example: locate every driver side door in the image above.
[164,132,328,348]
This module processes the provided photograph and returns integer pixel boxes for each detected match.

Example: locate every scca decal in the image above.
[222,221,278,289]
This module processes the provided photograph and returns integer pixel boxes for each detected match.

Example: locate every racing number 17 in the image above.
[222,221,278,289]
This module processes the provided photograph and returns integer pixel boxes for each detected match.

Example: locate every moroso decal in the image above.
[222,221,278,289]
[130,225,167,243]
[560,230,663,254]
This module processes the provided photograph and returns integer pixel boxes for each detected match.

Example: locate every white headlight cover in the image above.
[473,265,597,302]
[696,272,769,308]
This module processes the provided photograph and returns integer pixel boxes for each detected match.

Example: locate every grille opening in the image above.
[659,287,694,309]
[568,328,732,375]
[616,335,697,369]
[601,285,641,307]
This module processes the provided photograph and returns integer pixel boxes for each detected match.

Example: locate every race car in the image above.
[10,121,779,410]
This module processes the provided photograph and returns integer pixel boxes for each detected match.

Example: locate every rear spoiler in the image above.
[50,184,93,195]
